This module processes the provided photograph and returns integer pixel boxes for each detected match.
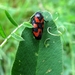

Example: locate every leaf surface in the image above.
[12,11,62,75]
[11,33,24,41]
[0,24,6,38]
[5,10,18,26]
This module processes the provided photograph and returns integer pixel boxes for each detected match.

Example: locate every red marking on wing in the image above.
[33,24,38,28]
[34,17,40,23]
[33,29,42,37]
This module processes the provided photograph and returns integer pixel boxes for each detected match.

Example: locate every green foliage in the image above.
[0,0,75,75]
[5,10,18,26]
[0,24,6,38]
[23,22,33,28]
[12,11,62,75]
[11,33,24,41]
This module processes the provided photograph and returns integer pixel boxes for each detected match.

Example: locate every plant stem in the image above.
[0,23,24,48]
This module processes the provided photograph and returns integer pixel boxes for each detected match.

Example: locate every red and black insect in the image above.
[31,12,44,40]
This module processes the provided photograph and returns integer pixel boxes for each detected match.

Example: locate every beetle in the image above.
[31,12,44,40]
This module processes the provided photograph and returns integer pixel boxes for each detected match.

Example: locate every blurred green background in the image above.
[0,0,75,75]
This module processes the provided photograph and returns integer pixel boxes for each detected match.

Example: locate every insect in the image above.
[31,12,44,40]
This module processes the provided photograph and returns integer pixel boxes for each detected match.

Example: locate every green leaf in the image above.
[0,24,6,38]
[23,22,33,28]
[11,33,24,41]
[5,10,18,26]
[12,11,62,75]
[42,11,52,22]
